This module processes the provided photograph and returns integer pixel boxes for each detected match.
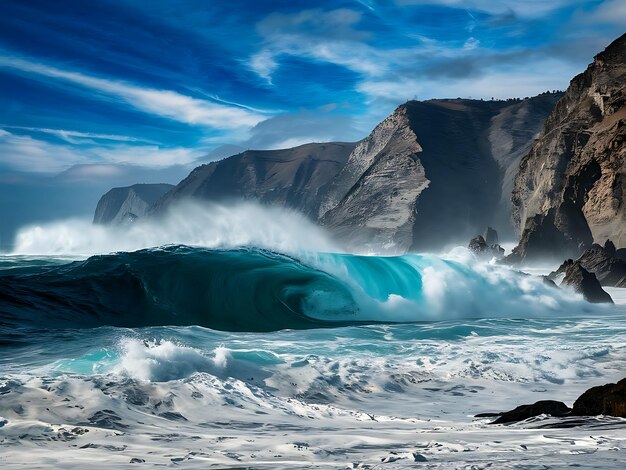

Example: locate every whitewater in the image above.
[1,202,625,468]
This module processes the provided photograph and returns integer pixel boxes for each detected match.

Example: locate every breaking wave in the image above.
[0,245,602,332]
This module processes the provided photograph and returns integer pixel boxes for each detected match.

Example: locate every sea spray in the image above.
[11,201,339,256]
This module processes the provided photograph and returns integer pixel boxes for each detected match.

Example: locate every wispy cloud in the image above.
[1,125,152,144]
[0,129,201,173]
[0,55,267,130]
[395,0,588,17]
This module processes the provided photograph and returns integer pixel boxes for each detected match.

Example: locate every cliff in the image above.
[320,95,560,252]
[144,95,559,253]
[93,183,174,225]
[510,33,626,263]
[153,142,355,218]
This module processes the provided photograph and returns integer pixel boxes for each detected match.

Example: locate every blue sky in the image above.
[0,0,624,178]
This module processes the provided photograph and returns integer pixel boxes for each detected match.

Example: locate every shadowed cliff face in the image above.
[511,33,626,262]
[320,95,560,253]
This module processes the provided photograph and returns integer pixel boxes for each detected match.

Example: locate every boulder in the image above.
[490,400,571,424]
[571,378,626,418]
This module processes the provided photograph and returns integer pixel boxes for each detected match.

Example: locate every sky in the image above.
[0,0,624,244]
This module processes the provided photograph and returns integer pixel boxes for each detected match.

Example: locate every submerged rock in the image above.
[571,378,626,418]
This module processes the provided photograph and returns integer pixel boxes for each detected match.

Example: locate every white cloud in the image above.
[0,130,88,172]
[358,58,579,101]
[1,126,150,144]
[583,0,626,25]
[396,0,588,17]
[0,56,266,130]
[0,129,201,173]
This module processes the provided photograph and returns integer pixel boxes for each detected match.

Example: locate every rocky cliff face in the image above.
[320,95,560,252]
[511,34,626,263]
[143,95,558,253]
[93,183,174,225]
[153,142,355,218]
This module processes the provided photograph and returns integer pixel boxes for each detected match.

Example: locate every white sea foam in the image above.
[2,318,626,468]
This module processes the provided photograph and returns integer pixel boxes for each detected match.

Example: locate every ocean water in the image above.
[1,206,625,468]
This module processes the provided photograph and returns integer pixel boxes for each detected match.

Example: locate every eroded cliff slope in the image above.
[510,33,626,263]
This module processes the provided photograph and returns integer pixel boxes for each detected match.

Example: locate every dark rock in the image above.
[504,208,579,265]
[561,261,613,303]
[571,378,626,418]
[492,400,571,424]
[129,458,145,463]
[604,239,616,257]
[483,227,499,245]
[615,248,626,261]
[469,235,505,259]
[469,235,488,253]
[577,244,626,287]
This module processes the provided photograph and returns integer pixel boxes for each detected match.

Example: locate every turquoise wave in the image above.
[0,245,598,332]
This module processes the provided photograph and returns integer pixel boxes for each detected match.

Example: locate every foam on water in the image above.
[1,319,625,468]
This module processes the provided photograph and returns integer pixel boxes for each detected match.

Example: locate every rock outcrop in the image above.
[93,183,174,225]
[571,378,626,418]
[548,240,626,287]
[491,401,571,424]
[468,234,504,258]
[481,377,626,424]
[511,33,626,262]
[559,260,613,303]
[576,242,626,286]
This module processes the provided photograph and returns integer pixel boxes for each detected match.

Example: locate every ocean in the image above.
[1,205,625,468]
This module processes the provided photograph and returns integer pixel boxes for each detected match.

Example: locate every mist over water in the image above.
[10,201,338,256]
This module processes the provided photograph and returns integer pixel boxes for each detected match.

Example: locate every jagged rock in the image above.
[560,260,613,303]
[490,400,571,424]
[604,239,616,257]
[483,227,499,245]
[469,235,488,253]
[572,378,626,418]
[93,184,174,225]
[468,235,504,258]
[511,34,626,262]
[576,243,626,286]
